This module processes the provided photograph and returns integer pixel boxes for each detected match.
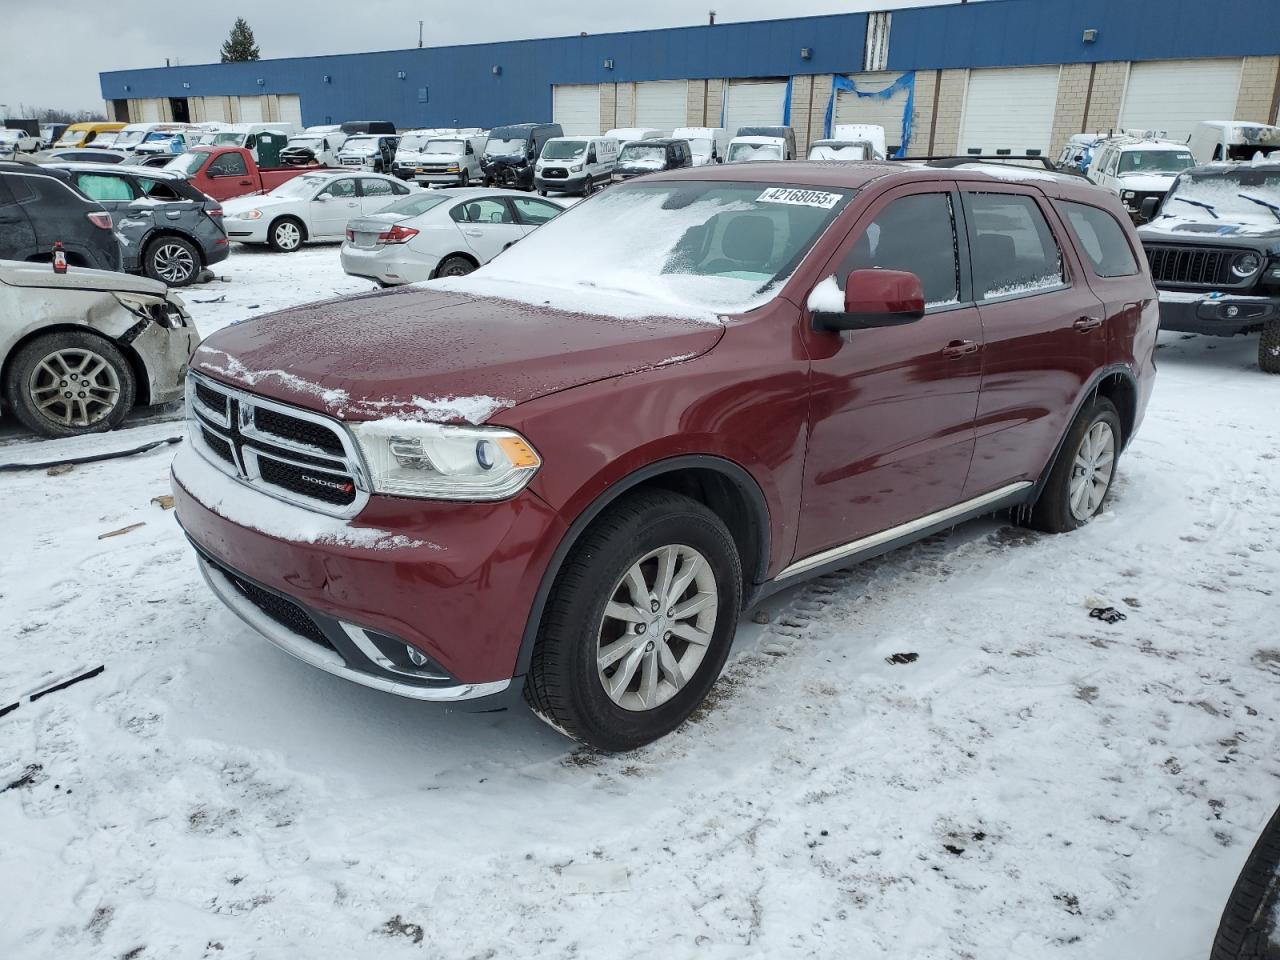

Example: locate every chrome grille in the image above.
[1145,244,1244,287]
[186,371,369,518]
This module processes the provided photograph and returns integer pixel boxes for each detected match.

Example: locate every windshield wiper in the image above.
[1237,193,1280,223]
[1170,197,1218,219]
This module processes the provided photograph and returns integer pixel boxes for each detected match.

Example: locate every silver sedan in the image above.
[0,259,198,438]
[340,187,567,285]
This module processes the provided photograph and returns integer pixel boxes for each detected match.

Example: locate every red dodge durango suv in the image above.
[173,161,1159,751]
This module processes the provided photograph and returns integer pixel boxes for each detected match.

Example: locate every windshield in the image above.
[144,131,177,143]
[808,143,868,161]
[287,137,324,152]
[541,140,586,160]
[165,153,206,176]
[428,180,853,318]
[727,143,782,162]
[1118,150,1194,175]
[485,137,525,157]
[1164,171,1280,222]
[343,137,379,153]
[684,138,712,159]
[619,145,666,166]
[58,128,88,145]
[424,139,465,155]
[210,132,245,146]
[270,175,333,198]
[398,134,431,152]
[116,129,148,146]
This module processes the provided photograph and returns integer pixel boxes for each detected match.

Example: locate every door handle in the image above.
[941,339,980,358]
[464,229,483,237]
[238,179,252,186]
[1073,316,1104,332]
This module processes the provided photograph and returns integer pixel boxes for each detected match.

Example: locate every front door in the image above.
[309,177,359,238]
[958,187,1108,498]
[794,185,984,562]
[449,197,525,262]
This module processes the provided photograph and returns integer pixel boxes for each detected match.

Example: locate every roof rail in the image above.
[889,155,1059,170]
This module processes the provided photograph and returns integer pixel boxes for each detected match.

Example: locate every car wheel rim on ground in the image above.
[1069,420,1116,522]
[28,348,121,428]
[596,544,718,712]
[275,223,301,249]
[152,243,195,283]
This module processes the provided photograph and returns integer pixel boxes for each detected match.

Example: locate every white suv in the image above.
[1087,137,1196,221]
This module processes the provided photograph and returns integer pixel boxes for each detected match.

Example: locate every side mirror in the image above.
[1140,196,1161,220]
[811,269,926,332]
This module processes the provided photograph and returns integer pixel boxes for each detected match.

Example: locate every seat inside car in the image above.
[705,214,775,274]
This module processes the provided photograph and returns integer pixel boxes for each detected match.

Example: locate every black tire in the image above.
[1210,803,1280,960]
[1022,396,1122,534]
[435,255,476,278]
[1260,321,1280,374]
[459,171,470,188]
[267,216,305,253]
[3,330,136,438]
[537,189,548,197]
[524,490,742,752]
[143,235,200,287]
[582,176,595,197]
[482,176,493,188]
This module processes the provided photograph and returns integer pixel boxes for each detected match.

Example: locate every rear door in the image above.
[0,176,36,259]
[357,177,398,215]
[960,187,1108,498]
[508,196,564,236]
[449,196,524,262]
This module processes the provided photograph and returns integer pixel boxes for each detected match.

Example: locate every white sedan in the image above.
[222,171,416,252]
[339,187,566,285]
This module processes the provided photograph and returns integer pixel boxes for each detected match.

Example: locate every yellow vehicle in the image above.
[53,122,126,149]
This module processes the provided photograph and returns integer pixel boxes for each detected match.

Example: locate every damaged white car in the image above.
[0,260,199,438]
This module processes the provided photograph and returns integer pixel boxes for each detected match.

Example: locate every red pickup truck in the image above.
[168,146,331,202]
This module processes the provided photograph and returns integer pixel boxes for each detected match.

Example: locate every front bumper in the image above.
[1157,291,1278,336]
[172,445,567,693]
[340,243,437,284]
[414,172,467,186]
[535,173,586,192]
[224,219,270,243]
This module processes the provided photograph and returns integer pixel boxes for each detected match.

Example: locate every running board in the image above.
[776,482,1034,581]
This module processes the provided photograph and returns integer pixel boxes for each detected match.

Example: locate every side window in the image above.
[245,134,256,150]
[451,198,514,224]
[359,177,393,197]
[322,179,356,198]
[1059,201,1139,278]
[8,176,41,206]
[964,192,1066,300]
[841,192,960,307]
[74,174,136,202]
[391,180,410,195]
[510,197,562,226]
[208,153,248,177]
[1105,151,1119,177]
[137,178,182,201]
[587,145,597,164]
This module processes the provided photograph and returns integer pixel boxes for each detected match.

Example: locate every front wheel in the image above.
[1260,320,1280,374]
[524,490,742,752]
[267,217,304,253]
[582,176,595,197]
[458,171,470,188]
[3,330,137,438]
[1022,397,1122,533]
[144,235,200,286]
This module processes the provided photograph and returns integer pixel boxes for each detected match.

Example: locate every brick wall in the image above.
[907,70,938,157]
[1048,63,1093,156]
[1235,56,1280,123]
[929,69,968,154]
[614,82,635,128]
[1082,62,1129,135]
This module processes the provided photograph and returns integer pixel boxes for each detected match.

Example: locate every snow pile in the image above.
[171,444,430,550]
[194,346,350,409]
[807,274,845,312]
[340,394,513,425]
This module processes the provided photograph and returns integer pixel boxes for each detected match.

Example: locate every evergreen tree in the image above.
[220,18,261,63]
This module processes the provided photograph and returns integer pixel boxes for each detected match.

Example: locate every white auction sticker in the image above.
[757,187,842,209]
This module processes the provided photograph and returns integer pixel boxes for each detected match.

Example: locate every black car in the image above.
[0,162,121,272]
[48,163,228,287]
[481,122,563,190]
[611,138,694,183]
[1138,161,1280,372]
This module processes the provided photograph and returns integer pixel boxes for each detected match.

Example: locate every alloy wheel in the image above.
[27,348,121,428]
[596,544,718,712]
[274,222,302,250]
[1069,420,1116,521]
[151,242,195,283]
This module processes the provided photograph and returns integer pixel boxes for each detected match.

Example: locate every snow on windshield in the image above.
[270,175,332,198]
[1165,173,1280,222]
[288,138,324,152]
[541,140,587,160]
[485,138,525,156]
[427,180,851,321]
[422,140,464,155]
[398,135,431,152]
[809,144,868,161]
[1118,150,1194,175]
[619,146,666,167]
[728,144,782,162]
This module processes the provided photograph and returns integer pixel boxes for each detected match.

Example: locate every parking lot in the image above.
[1,238,1277,956]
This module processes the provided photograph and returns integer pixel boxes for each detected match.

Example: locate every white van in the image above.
[1087,136,1196,220]
[535,136,620,195]
[196,122,300,160]
[605,128,667,150]
[411,133,490,187]
[671,127,731,165]
[1187,121,1280,164]
[393,128,486,180]
[280,126,349,166]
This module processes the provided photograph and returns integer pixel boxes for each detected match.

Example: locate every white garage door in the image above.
[138,99,162,122]
[834,72,912,155]
[724,79,788,135]
[277,94,303,127]
[1120,59,1242,142]
[635,81,687,131]
[960,66,1060,157]
[553,84,601,136]
[199,97,227,122]
[235,96,263,123]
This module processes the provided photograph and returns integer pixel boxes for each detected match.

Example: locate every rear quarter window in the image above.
[1058,201,1139,278]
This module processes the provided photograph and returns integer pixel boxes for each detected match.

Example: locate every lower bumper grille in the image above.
[218,562,334,651]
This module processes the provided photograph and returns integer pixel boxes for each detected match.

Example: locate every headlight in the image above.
[348,420,541,500]
[446,164,459,172]
[234,209,263,221]
[570,163,583,173]
[1122,190,1135,200]
[114,292,186,328]
[1232,252,1263,278]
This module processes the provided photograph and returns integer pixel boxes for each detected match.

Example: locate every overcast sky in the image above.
[0,0,960,115]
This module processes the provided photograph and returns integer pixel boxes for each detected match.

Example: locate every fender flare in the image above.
[512,454,772,678]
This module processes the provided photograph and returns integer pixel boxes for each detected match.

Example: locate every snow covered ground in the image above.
[2,243,1279,959]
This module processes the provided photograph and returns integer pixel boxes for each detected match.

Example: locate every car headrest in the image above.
[722,215,774,264]
[977,233,1016,267]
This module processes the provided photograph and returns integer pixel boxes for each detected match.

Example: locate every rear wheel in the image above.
[435,255,475,278]
[267,216,304,253]
[1210,803,1280,960]
[1260,320,1280,374]
[524,490,742,752]
[4,331,136,438]
[143,235,200,286]
[1023,397,1121,533]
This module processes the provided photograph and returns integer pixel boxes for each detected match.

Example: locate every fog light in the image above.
[1226,305,1240,318]
[406,645,430,667]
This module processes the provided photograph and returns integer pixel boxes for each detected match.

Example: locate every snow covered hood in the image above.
[191,287,724,423]
[1140,215,1280,244]
[1117,173,1177,192]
